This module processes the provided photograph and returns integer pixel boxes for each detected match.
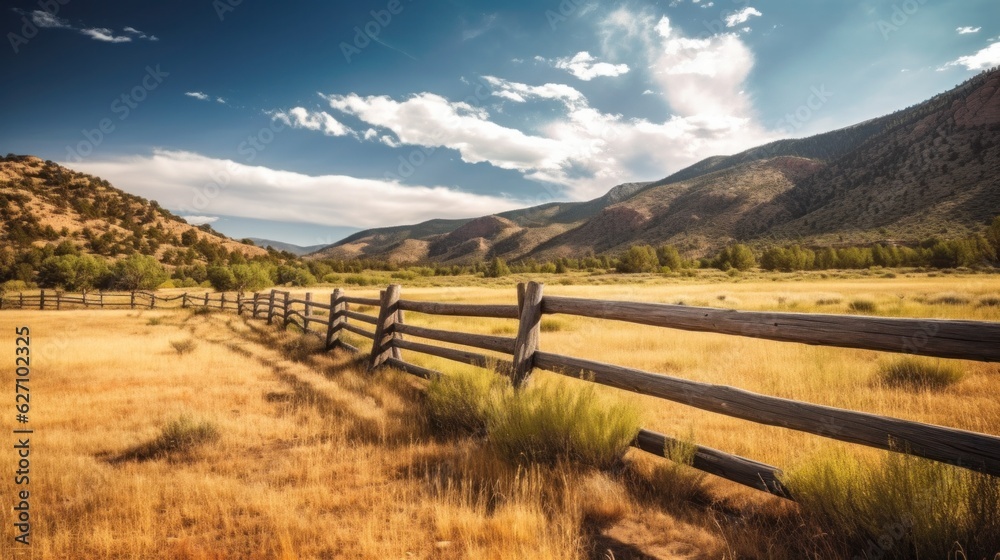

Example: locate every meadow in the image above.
[1,270,998,559]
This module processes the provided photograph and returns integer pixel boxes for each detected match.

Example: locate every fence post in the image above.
[326,289,343,349]
[304,292,313,327]
[392,301,404,361]
[130,292,135,310]
[511,281,543,388]
[267,290,277,324]
[182,293,189,309]
[40,289,45,310]
[20,293,24,309]
[99,291,104,309]
[221,292,227,310]
[369,284,401,370]
[282,292,291,327]
[56,291,62,310]
[252,293,260,318]
[150,293,156,309]
[204,292,209,307]
[82,290,87,308]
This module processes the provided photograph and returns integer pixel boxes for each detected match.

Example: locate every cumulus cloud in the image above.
[271,107,354,137]
[80,28,132,43]
[942,42,1000,70]
[185,91,210,101]
[63,150,527,229]
[724,7,762,27]
[272,7,775,200]
[956,26,981,34]
[553,51,630,80]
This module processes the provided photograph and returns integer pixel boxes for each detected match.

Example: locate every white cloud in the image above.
[181,215,219,225]
[216,97,226,104]
[63,150,526,229]
[956,26,981,34]
[31,10,70,28]
[122,26,159,41]
[724,7,762,27]
[80,28,131,43]
[322,92,573,173]
[942,41,1000,70]
[271,107,354,137]
[552,51,630,80]
[274,7,776,200]
[651,15,757,118]
[185,91,210,101]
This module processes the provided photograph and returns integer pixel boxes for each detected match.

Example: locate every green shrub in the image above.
[786,451,1000,560]
[877,357,963,390]
[847,299,877,313]
[487,379,641,470]
[424,370,641,470]
[425,368,508,437]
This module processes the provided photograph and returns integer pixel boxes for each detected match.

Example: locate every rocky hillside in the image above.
[0,155,266,266]
[312,68,1000,263]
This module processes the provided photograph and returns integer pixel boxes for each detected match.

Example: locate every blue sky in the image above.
[1,0,997,246]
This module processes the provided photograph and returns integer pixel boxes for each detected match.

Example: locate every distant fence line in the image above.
[4,284,1000,499]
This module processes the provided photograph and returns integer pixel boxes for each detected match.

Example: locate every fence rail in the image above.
[4,283,1000,499]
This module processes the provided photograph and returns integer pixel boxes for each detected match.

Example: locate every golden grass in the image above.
[3,273,999,558]
[0,308,726,559]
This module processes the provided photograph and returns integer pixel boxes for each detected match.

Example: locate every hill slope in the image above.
[312,68,1000,263]
[0,155,267,268]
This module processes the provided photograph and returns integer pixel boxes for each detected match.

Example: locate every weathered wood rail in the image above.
[5,283,1000,499]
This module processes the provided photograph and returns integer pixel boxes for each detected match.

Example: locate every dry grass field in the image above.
[1,272,998,558]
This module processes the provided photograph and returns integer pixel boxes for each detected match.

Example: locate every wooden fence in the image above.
[4,283,1000,499]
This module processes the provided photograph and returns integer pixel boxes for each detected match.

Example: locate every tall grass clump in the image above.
[170,339,197,355]
[847,299,877,313]
[648,434,708,503]
[786,451,1000,560]
[425,368,510,437]
[424,370,642,470]
[487,379,642,470]
[877,357,964,390]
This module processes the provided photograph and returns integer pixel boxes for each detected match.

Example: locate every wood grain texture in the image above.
[535,351,1000,476]
[632,429,790,498]
[512,281,543,387]
[397,299,520,319]
[542,296,1000,362]
[395,323,516,354]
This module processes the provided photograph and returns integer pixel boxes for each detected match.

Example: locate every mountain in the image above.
[311,68,1000,263]
[0,155,267,265]
[247,238,328,256]
[310,181,650,262]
